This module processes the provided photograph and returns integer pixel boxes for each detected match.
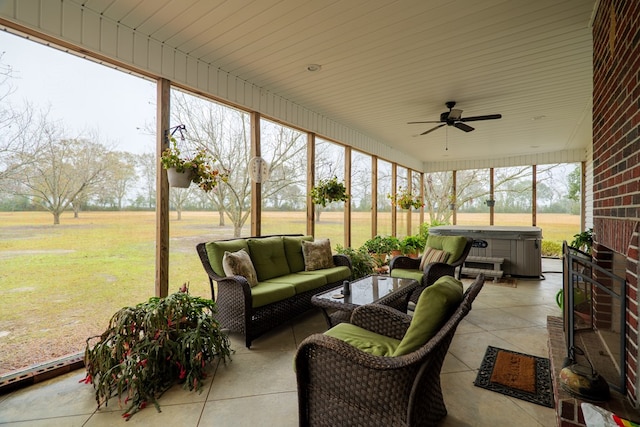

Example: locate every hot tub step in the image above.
[461,267,504,282]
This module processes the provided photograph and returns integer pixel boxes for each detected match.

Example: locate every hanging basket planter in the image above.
[167,167,195,188]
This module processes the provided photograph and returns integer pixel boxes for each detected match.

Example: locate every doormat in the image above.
[474,346,554,408]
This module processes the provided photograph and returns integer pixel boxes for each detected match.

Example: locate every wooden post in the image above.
[452,170,457,225]
[419,172,425,227]
[532,165,537,226]
[251,111,261,237]
[155,79,170,298]
[371,156,378,238]
[307,133,315,237]
[391,163,397,236]
[344,147,352,247]
[489,167,494,226]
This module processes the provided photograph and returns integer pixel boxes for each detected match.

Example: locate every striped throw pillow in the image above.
[419,247,450,270]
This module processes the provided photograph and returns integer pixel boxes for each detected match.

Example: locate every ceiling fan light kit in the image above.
[409,101,502,136]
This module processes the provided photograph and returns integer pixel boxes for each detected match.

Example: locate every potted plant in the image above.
[81,285,232,420]
[388,187,424,210]
[335,244,376,279]
[310,176,349,207]
[160,140,229,192]
[362,235,398,266]
[399,234,425,258]
[570,228,594,254]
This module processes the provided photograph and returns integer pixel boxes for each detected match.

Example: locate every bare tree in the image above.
[9,115,111,224]
[171,91,307,237]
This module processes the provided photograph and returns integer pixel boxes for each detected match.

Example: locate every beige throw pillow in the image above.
[222,249,258,287]
[419,247,450,270]
[302,239,335,271]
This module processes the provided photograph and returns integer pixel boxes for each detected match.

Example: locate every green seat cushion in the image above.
[425,235,468,264]
[325,323,401,357]
[247,236,291,281]
[392,275,464,356]
[205,239,250,277]
[283,235,314,273]
[263,273,327,294]
[250,282,296,308]
[390,268,424,284]
[298,265,351,283]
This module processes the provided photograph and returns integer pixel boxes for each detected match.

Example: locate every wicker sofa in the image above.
[197,235,352,348]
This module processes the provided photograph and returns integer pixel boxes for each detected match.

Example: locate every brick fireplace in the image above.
[591,0,640,411]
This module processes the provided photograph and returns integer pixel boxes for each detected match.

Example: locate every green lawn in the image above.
[0,210,578,375]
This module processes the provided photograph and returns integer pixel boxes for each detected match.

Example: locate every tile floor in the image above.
[0,258,563,426]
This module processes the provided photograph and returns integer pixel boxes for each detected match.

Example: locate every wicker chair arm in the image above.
[423,262,455,283]
[389,255,420,271]
[332,254,352,270]
[349,304,412,340]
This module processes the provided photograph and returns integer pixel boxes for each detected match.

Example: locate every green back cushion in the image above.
[247,236,291,281]
[425,235,468,264]
[283,235,314,272]
[205,240,250,277]
[325,323,401,357]
[392,276,464,356]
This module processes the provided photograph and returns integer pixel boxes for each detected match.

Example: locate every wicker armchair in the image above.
[389,236,473,306]
[295,274,484,427]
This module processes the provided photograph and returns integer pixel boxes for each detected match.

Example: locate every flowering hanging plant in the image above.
[81,284,232,420]
[388,187,424,210]
[310,176,350,207]
[160,140,229,192]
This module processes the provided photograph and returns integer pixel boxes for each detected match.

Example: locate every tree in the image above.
[171,91,307,237]
[8,115,111,224]
[567,165,581,202]
[99,151,139,210]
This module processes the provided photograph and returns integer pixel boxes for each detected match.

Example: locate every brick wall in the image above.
[592,0,640,404]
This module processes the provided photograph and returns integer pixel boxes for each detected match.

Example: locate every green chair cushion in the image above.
[425,235,468,264]
[298,266,351,283]
[390,268,424,284]
[283,235,314,273]
[250,281,296,308]
[392,275,463,356]
[263,273,327,294]
[325,323,401,357]
[248,236,291,281]
[205,239,250,277]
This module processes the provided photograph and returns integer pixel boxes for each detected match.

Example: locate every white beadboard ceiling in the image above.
[64,0,596,166]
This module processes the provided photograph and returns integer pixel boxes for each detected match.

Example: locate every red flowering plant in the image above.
[81,284,232,420]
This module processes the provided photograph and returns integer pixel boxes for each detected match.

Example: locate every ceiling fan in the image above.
[408,101,502,136]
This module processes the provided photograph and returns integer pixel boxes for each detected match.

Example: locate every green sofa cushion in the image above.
[263,273,327,294]
[425,235,468,264]
[250,281,296,308]
[205,239,250,277]
[298,265,351,283]
[392,275,463,356]
[325,323,401,357]
[389,268,424,284]
[248,236,291,281]
[283,235,314,273]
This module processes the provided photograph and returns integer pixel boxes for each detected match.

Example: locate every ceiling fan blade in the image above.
[420,123,446,135]
[454,122,474,132]
[407,120,441,124]
[448,109,463,120]
[460,114,502,122]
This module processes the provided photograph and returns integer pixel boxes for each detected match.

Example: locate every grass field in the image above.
[0,210,579,375]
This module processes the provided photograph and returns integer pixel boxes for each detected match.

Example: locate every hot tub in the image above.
[428,225,543,277]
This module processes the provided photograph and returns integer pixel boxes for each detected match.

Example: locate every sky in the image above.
[1,29,157,154]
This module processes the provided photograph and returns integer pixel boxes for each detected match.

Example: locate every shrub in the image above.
[541,240,562,257]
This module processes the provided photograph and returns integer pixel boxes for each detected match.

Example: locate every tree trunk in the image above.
[177,208,182,221]
[53,211,61,225]
[233,224,241,237]
[218,211,225,226]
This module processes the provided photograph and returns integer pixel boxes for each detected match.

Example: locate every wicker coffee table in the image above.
[311,275,419,327]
